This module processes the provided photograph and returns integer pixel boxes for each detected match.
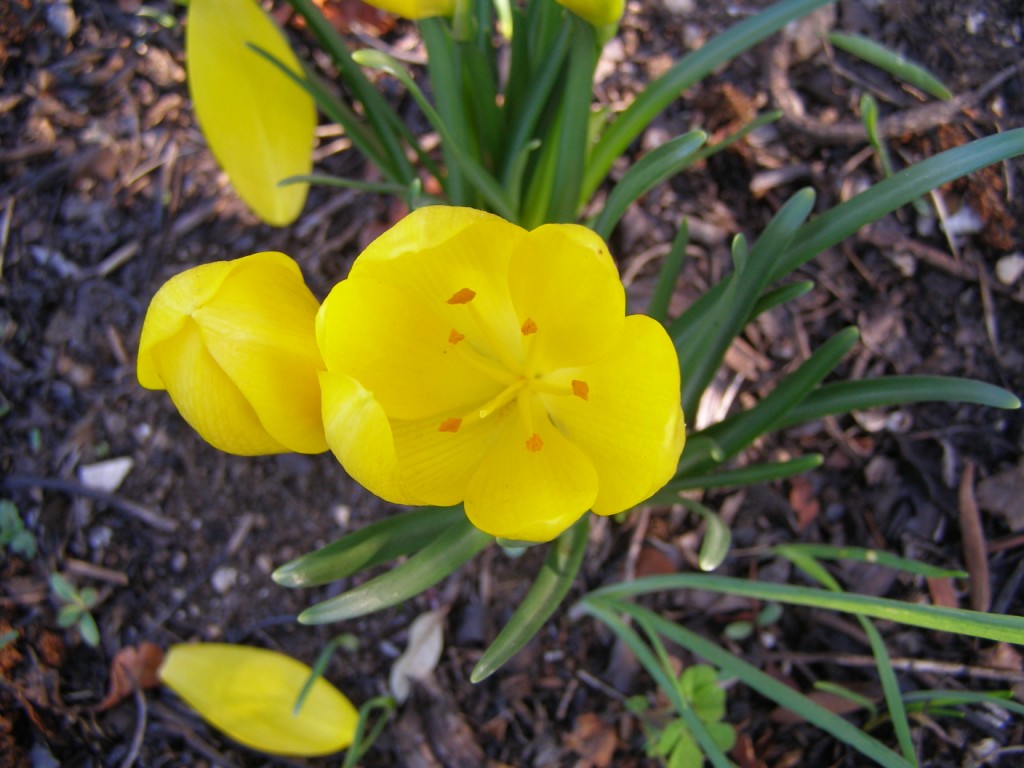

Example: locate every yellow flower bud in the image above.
[138,253,328,456]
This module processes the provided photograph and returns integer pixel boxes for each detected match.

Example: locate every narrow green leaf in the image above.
[778,376,1021,430]
[78,612,100,647]
[583,0,835,203]
[342,696,397,768]
[472,516,589,682]
[586,575,1024,643]
[353,49,518,221]
[589,598,913,768]
[298,520,492,624]
[49,572,77,603]
[647,219,689,325]
[750,281,814,318]
[773,544,967,579]
[274,506,465,588]
[293,633,352,715]
[591,131,706,240]
[902,690,1024,718]
[678,499,731,572]
[278,174,409,196]
[814,681,878,716]
[660,455,824,497]
[829,32,953,101]
[775,128,1024,282]
[687,326,860,470]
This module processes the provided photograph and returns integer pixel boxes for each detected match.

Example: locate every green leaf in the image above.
[902,690,1024,718]
[341,696,397,768]
[586,575,1024,644]
[682,326,860,474]
[274,506,465,588]
[678,499,731,572]
[659,455,824,497]
[49,572,77,603]
[829,32,953,101]
[582,0,835,203]
[679,665,726,723]
[814,681,878,716]
[750,281,815,318]
[776,128,1024,282]
[298,519,492,624]
[647,220,690,326]
[78,612,100,647]
[471,516,589,682]
[778,376,1021,430]
[773,544,967,579]
[278,174,410,196]
[590,131,706,240]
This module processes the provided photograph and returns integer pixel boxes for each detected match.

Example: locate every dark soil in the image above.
[2,0,1023,766]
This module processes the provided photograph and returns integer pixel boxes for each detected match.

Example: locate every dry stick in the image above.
[769,43,1024,144]
[1,474,177,533]
[119,687,147,768]
[959,462,992,613]
[765,651,1024,683]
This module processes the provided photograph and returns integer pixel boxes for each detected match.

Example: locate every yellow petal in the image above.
[151,318,286,455]
[186,0,315,225]
[351,206,526,366]
[465,399,597,542]
[390,408,507,506]
[361,0,454,18]
[544,314,685,515]
[317,277,499,421]
[555,0,624,26]
[159,643,357,757]
[508,224,625,370]
[320,371,422,505]
[195,255,326,453]
[138,260,237,390]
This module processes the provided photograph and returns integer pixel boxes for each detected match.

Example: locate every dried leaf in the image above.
[390,608,447,704]
[925,576,960,609]
[976,460,1024,532]
[788,476,820,532]
[97,642,164,711]
[959,462,991,612]
[563,713,618,768]
[78,457,133,493]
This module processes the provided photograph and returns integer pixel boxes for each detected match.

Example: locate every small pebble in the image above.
[171,551,188,573]
[211,566,237,595]
[995,253,1024,286]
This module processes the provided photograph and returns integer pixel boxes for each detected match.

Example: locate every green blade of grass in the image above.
[647,219,690,325]
[659,455,824,497]
[586,575,1024,644]
[829,32,952,101]
[773,544,967,579]
[750,281,815,318]
[472,516,589,682]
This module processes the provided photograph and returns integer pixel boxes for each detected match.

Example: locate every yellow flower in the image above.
[159,643,358,756]
[187,0,316,226]
[555,0,624,26]
[317,206,685,542]
[361,0,454,19]
[138,252,328,456]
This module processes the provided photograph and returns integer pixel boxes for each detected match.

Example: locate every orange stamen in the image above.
[521,317,538,335]
[571,380,589,400]
[439,417,462,433]
[448,329,465,345]
[525,433,544,452]
[447,288,476,305]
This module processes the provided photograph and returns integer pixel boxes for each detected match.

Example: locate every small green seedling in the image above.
[50,573,100,647]
[0,500,36,559]
[629,664,736,767]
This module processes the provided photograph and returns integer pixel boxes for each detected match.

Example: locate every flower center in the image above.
[437,287,589,452]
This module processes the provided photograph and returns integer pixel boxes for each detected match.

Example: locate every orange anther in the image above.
[520,317,538,335]
[571,380,589,400]
[448,329,465,345]
[525,433,544,452]
[439,417,462,433]
[447,288,476,305]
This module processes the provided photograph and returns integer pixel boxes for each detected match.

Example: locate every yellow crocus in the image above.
[317,206,685,542]
[362,0,454,18]
[159,643,358,756]
[555,0,624,26]
[138,252,328,456]
[187,0,315,226]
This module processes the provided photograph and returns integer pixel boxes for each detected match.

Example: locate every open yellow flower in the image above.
[187,0,315,226]
[159,643,358,756]
[138,252,328,456]
[317,206,685,542]
[555,0,624,27]
[361,0,454,19]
